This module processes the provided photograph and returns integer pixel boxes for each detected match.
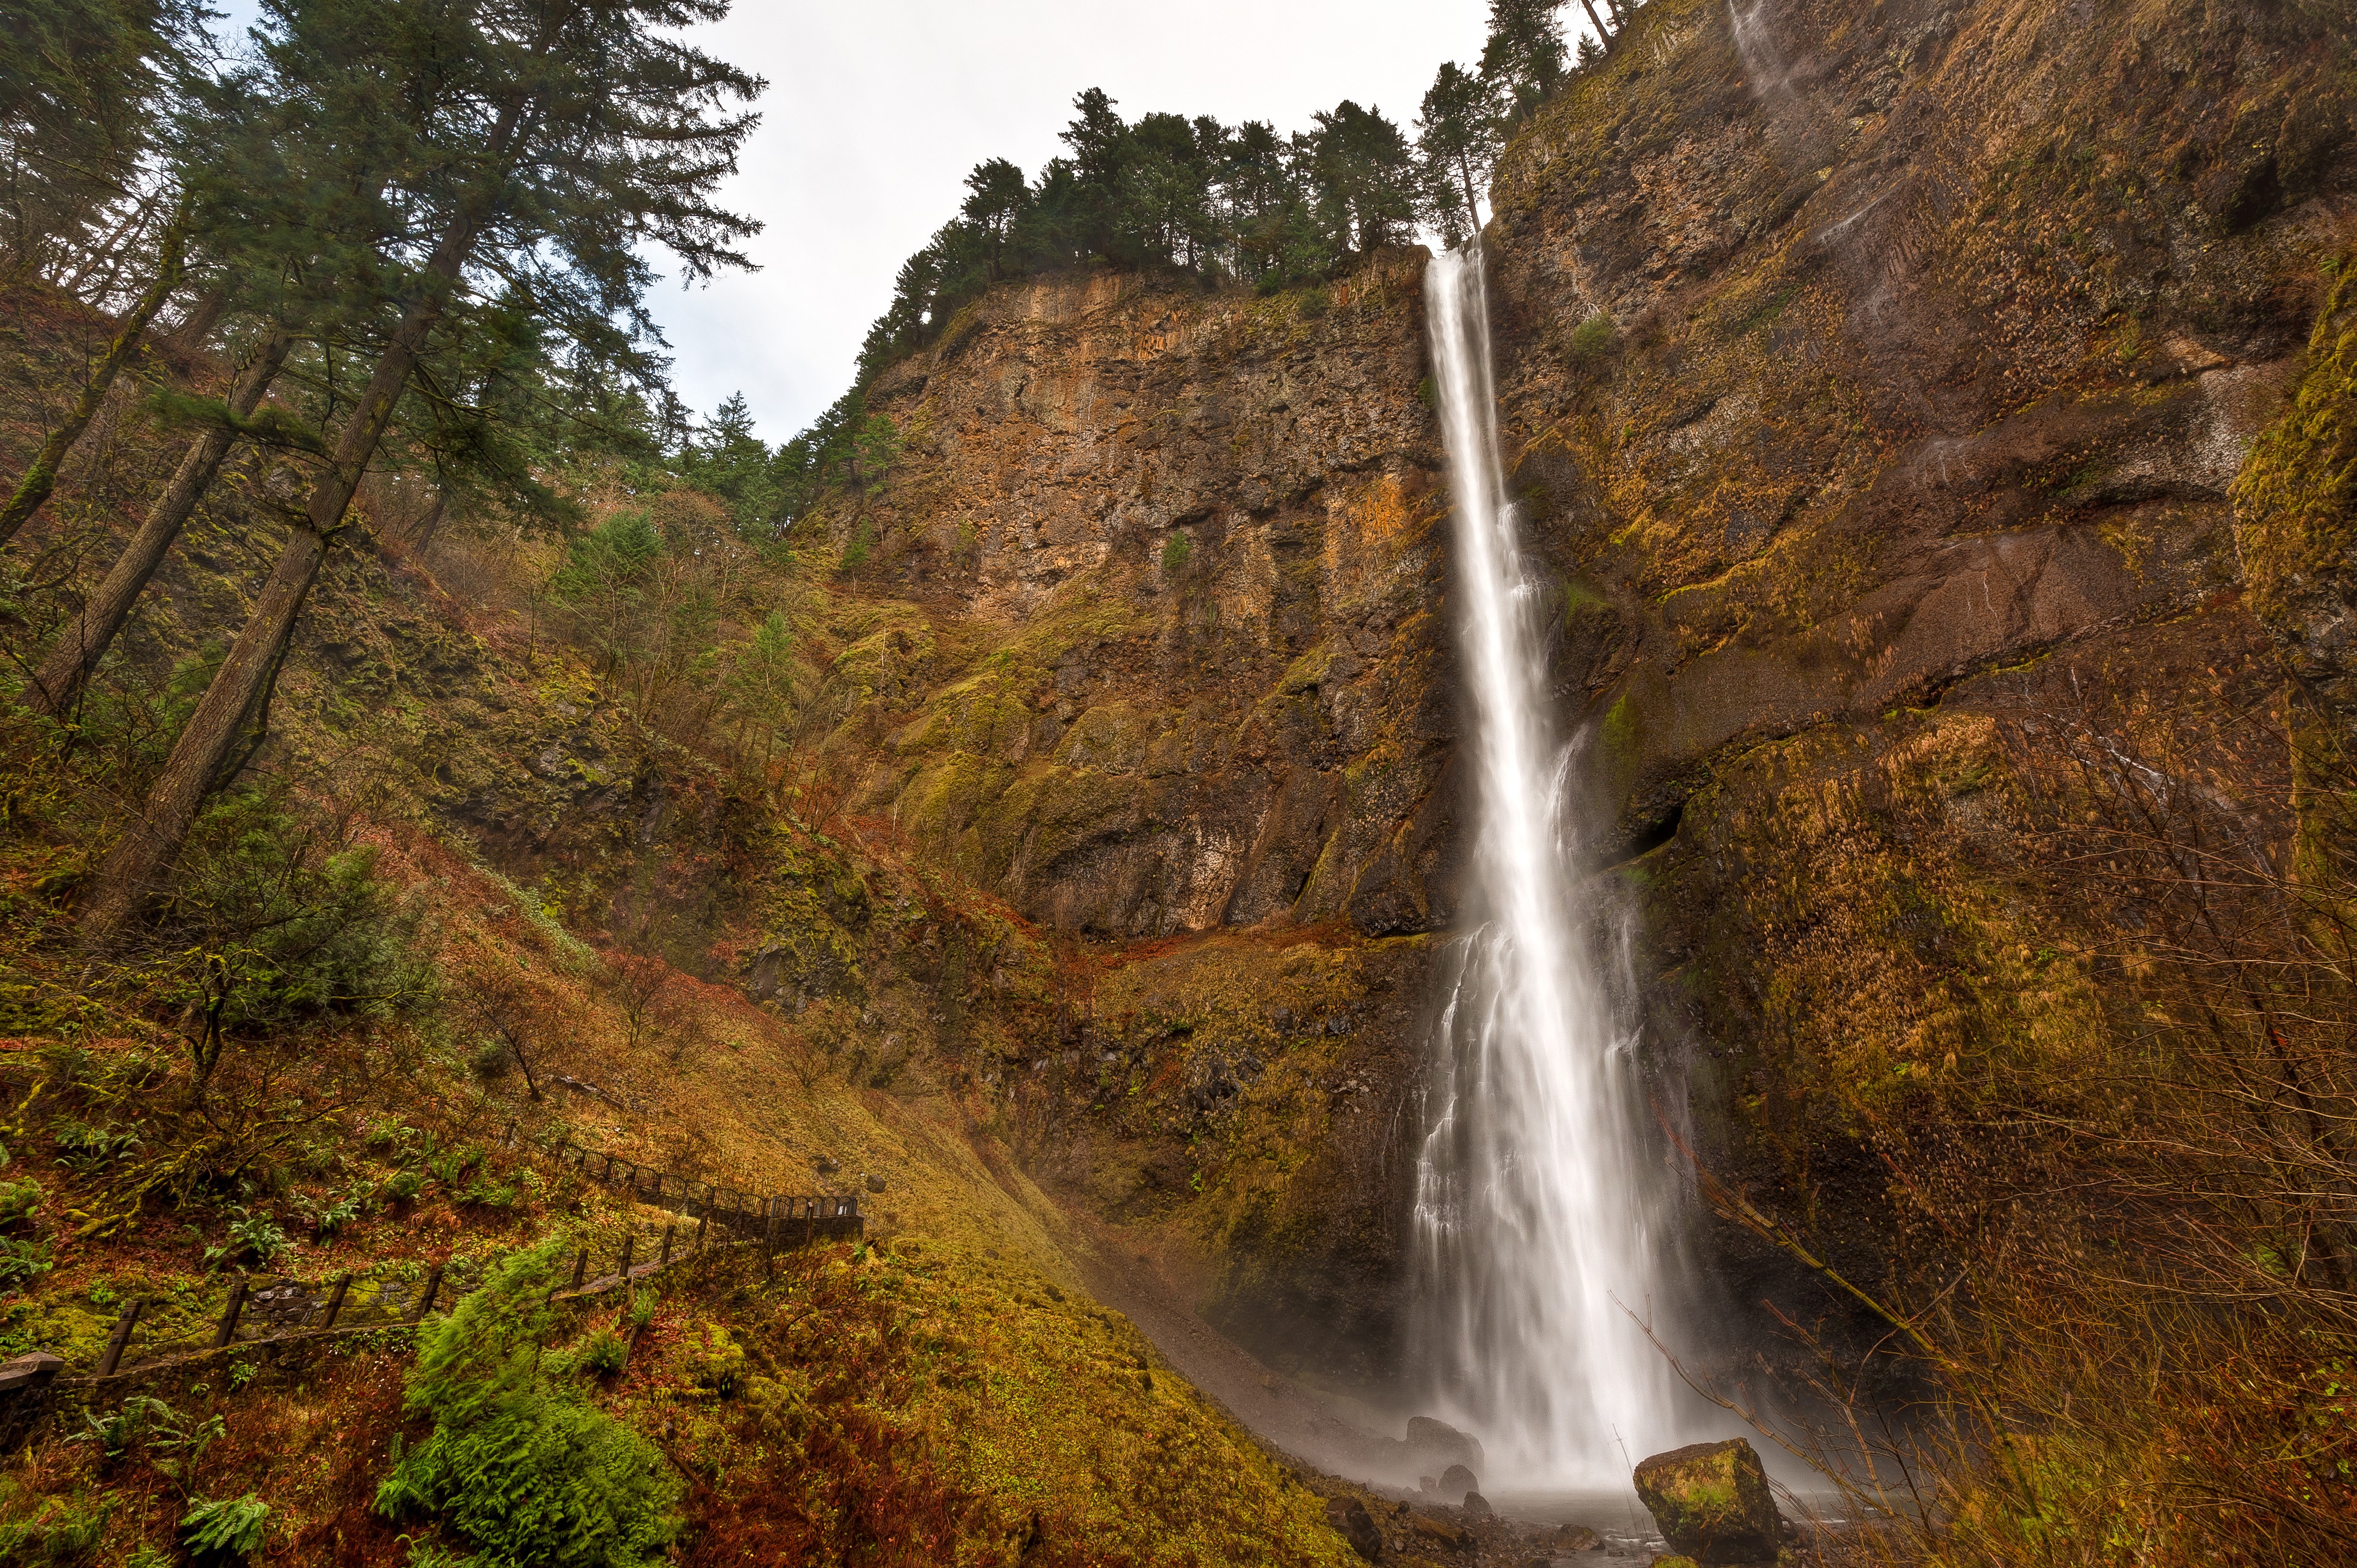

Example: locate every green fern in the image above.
[376,1244,680,1568]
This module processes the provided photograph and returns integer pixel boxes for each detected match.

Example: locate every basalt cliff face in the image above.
[852,261,1455,941]
[812,0,2355,1398]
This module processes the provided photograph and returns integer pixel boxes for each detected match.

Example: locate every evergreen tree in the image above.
[1481,0,1572,120]
[960,158,1027,280]
[1215,120,1301,287]
[723,608,797,772]
[0,188,193,543]
[81,0,763,948]
[1418,62,1507,244]
[683,391,780,531]
[1128,112,1218,271]
[1059,87,1136,264]
[0,0,199,281]
[25,323,292,718]
[1304,101,1417,261]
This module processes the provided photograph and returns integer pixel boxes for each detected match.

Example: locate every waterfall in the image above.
[1411,247,1677,1488]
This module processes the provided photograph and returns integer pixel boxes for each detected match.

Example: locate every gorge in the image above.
[0,0,2351,1562]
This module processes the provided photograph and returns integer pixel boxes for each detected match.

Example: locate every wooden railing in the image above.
[548,1139,863,1243]
[34,1141,863,1387]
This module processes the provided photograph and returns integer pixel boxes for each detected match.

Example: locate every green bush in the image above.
[1161,532,1192,577]
[1569,310,1615,359]
[0,1233,49,1292]
[149,786,429,1089]
[838,520,875,576]
[50,1121,141,1176]
[377,1245,681,1568]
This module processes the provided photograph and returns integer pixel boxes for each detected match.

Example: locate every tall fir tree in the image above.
[81,0,763,946]
[0,0,198,281]
[1418,62,1508,244]
[1481,0,1572,121]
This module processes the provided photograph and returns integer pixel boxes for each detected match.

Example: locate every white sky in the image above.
[216,2,1540,443]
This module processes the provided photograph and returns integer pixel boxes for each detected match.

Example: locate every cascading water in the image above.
[1411,246,1678,1487]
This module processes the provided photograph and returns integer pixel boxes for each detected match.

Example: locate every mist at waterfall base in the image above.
[1407,247,1687,1491]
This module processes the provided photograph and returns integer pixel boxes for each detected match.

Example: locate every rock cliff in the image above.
[809,0,2354,1398]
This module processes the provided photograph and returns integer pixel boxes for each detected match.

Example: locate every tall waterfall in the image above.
[1411,247,1677,1487]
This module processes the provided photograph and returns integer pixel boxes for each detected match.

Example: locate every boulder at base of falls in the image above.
[1405,1415,1486,1474]
[1632,1439,1784,1565]
[1438,1462,1481,1502]
[1463,1490,1494,1517]
[1323,1497,1381,1563]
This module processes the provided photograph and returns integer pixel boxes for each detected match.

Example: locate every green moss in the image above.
[2233,250,2357,694]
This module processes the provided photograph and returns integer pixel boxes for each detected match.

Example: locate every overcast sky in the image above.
[656,2,1527,442]
[210,3,1546,443]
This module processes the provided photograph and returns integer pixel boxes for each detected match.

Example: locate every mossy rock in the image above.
[1632,1438,1781,1565]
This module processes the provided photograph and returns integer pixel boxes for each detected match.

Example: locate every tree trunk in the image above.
[165,289,231,354]
[28,325,293,720]
[0,194,194,546]
[1457,157,1483,237]
[1577,0,1614,49]
[77,204,494,949]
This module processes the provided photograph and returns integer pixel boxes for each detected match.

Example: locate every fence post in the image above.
[571,1247,589,1289]
[695,1210,709,1252]
[658,1224,675,1269]
[320,1274,353,1332]
[764,1199,779,1250]
[413,1263,446,1322]
[212,1278,250,1349]
[619,1233,636,1278]
[96,1299,144,1377]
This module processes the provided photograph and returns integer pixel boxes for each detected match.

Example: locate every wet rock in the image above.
[1546,1523,1602,1552]
[1633,1439,1782,1565]
[1405,1415,1485,1473]
[1649,1558,1703,1568]
[1438,1462,1480,1502]
[1463,1489,1493,1517]
[1324,1496,1381,1562]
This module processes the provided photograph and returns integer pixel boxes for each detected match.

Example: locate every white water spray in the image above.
[1411,247,1678,1487]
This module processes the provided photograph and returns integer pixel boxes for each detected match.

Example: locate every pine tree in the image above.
[0,188,193,544]
[1059,88,1137,264]
[0,0,198,280]
[80,0,763,947]
[1304,101,1418,261]
[1481,0,1574,120]
[683,391,780,531]
[23,8,442,699]
[960,158,1028,280]
[1418,62,1508,244]
[26,324,292,718]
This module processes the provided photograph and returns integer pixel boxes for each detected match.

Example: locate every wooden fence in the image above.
[37,1140,861,1388]
[548,1139,863,1245]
